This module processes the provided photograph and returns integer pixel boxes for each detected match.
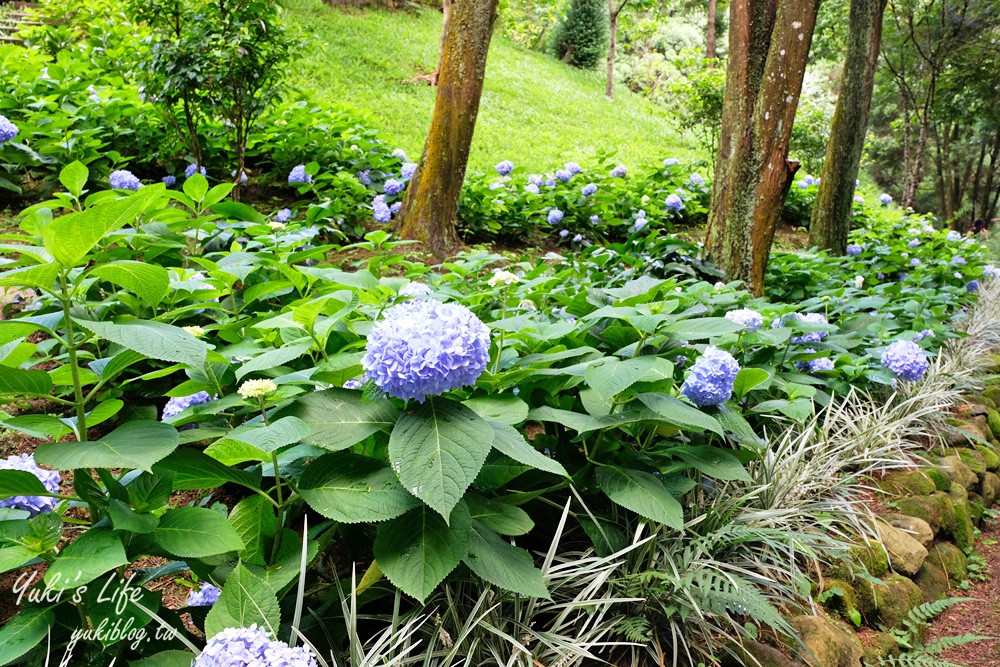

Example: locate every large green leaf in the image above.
[595,466,684,529]
[298,452,420,523]
[462,395,529,425]
[0,608,54,665]
[43,186,160,267]
[153,448,261,491]
[235,342,313,380]
[75,319,209,368]
[289,389,398,451]
[224,417,310,453]
[389,398,494,521]
[0,367,52,397]
[374,502,471,602]
[59,160,88,197]
[489,421,568,477]
[466,493,534,536]
[0,264,59,290]
[584,356,667,401]
[636,392,724,435]
[0,544,40,574]
[662,317,743,340]
[43,528,128,590]
[204,564,281,638]
[35,421,179,471]
[464,523,549,598]
[229,495,277,566]
[0,470,53,500]
[527,406,653,433]
[154,507,244,558]
[670,446,752,482]
[90,261,170,307]
[733,368,771,398]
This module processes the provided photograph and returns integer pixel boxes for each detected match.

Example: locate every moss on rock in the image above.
[950,495,976,549]
[860,631,900,664]
[982,471,1000,506]
[893,492,957,537]
[878,470,937,496]
[922,466,952,492]
[854,573,923,629]
[935,456,978,491]
[976,444,1000,471]
[913,558,950,602]
[791,614,864,667]
[928,542,968,585]
[988,409,1000,439]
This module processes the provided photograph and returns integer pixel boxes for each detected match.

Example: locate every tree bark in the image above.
[707,0,718,60]
[809,0,886,254]
[396,0,499,257]
[704,0,821,295]
[606,0,627,98]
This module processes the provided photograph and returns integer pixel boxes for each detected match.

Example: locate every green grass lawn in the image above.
[285,0,699,172]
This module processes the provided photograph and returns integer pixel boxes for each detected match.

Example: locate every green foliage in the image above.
[666,50,727,161]
[552,0,609,69]
[874,597,989,666]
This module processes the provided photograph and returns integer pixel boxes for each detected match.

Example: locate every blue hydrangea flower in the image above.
[680,347,740,407]
[489,181,505,190]
[879,193,893,205]
[555,169,572,182]
[910,258,921,267]
[545,178,556,187]
[162,175,177,187]
[775,312,830,344]
[797,180,809,190]
[495,160,514,176]
[633,217,648,232]
[983,265,1000,278]
[187,583,221,607]
[846,244,863,256]
[589,214,600,224]
[528,174,542,185]
[194,625,317,667]
[967,280,980,292]
[854,195,865,204]
[109,170,141,191]
[185,164,206,179]
[357,170,372,185]
[881,340,929,381]
[547,208,563,224]
[802,174,815,185]
[689,173,705,186]
[946,230,962,242]
[524,183,539,194]
[401,162,418,180]
[809,357,834,372]
[558,229,569,238]
[231,170,248,184]
[581,183,597,197]
[362,299,491,402]
[610,165,627,178]
[399,282,433,297]
[384,179,405,196]
[343,379,363,389]
[665,194,683,212]
[724,308,763,332]
[563,161,581,175]
[908,239,920,248]
[663,158,680,167]
[162,391,213,419]
[392,148,408,160]
[288,164,312,184]
[675,355,688,367]
[913,329,934,342]
[572,234,583,243]
[390,201,402,215]
[951,256,966,266]
[0,454,60,517]
[276,208,291,223]
[0,115,18,145]
[373,195,392,224]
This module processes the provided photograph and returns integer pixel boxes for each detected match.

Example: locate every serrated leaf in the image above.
[0,608,54,665]
[662,317,743,340]
[43,528,128,590]
[59,160,88,197]
[0,367,52,397]
[489,421,567,477]
[466,494,534,536]
[235,341,313,380]
[584,356,666,401]
[0,264,59,289]
[595,466,684,529]
[462,395,529,425]
[154,507,244,558]
[733,368,771,398]
[90,261,170,307]
[75,319,210,367]
[153,448,261,491]
[288,389,398,451]
[0,470,52,500]
[298,452,419,523]
[464,523,549,598]
[204,564,281,638]
[671,446,752,482]
[229,496,277,566]
[35,421,179,471]
[637,392,724,435]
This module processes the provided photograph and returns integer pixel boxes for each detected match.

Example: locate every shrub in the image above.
[552,0,609,69]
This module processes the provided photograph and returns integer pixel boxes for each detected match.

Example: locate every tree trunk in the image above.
[809,0,886,254]
[902,97,931,208]
[396,0,499,257]
[704,0,821,295]
[707,0,718,60]
[606,5,618,98]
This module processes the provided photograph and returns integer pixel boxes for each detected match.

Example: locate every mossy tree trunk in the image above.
[809,0,886,254]
[707,0,718,60]
[606,0,628,98]
[704,0,820,295]
[396,0,499,257]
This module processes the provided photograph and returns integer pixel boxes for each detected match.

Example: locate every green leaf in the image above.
[489,421,567,477]
[464,523,549,598]
[299,452,420,523]
[43,186,160,267]
[153,448,261,491]
[209,201,268,224]
[0,544,40,574]
[662,317,743,340]
[235,341,313,380]
[733,368,771,398]
[526,405,653,433]
[208,417,311,462]
[59,160,89,198]
[129,651,198,667]
[671,446,752,482]
[0,321,46,346]
[374,502,471,602]
[43,528,128,590]
[204,564,281,638]
[466,494,534,536]
[0,470,52,500]
[0,264,59,290]
[0,608,54,665]
[108,499,159,533]
[182,173,208,201]
[36,421,179,471]
[288,389,399,451]
[229,496,277,566]
[75,319,210,367]
[584,356,666,401]
[462,395,530,425]
[636,392,724,435]
[0,367,52,397]
[389,398,494,521]
[595,466,684,529]
[90,261,170,307]
[716,405,764,446]
[154,507,244,558]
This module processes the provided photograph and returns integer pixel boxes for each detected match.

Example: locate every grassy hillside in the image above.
[284,0,699,172]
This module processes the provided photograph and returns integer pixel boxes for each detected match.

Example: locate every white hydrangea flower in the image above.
[488,270,520,287]
[238,379,278,399]
[183,325,205,337]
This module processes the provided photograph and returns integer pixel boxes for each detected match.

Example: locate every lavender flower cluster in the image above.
[881,340,929,381]
[194,626,317,667]
[0,115,18,145]
[0,454,60,516]
[110,169,141,191]
[162,391,213,419]
[724,308,763,333]
[680,347,741,407]
[187,582,222,607]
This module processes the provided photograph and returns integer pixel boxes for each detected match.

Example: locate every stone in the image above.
[983,385,1000,406]
[989,409,1000,439]
[959,403,990,418]
[893,492,957,537]
[722,641,805,667]
[820,579,860,623]
[878,470,936,496]
[860,632,900,664]
[913,558,950,602]
[981,471,1000,506]
[975,444,1000,471]
[970,394,997,409]
[936,456,978,491]
[950,495,976,549]
[887,514,934,547]
[927,542,968,585]
[875,520,928,576]
[791,614,863,667]
[968,493,985,524]
[922,467,952,492]
[952,448,988,476]
[854,573,923,629]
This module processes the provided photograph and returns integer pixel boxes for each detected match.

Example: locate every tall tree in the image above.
[707,0,718,59]
[704,0,821,295]
[606,0,629,97]
[396,0,500,256]
[809,0,887,253]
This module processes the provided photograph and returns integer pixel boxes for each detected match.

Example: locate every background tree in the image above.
[606,0,630,97]
[809,0,887,253]
[704,0,821,294]
[553,0,609,68]
[396,0,501,255]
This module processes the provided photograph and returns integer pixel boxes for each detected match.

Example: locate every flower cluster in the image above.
[846,244,863,256]
[881,340,929,381]
[0,115,18,144]
[276,208,292,223]
[724,308,763,332]
[185,164,206,179]
[665,194,684,212]
[879,193,893,205]
[373,195,392,224]
[581,183,597,197]
[362,299,491,402]
[680,347,740,407]
[610,164,627,178]
[0,454,60,516]
[109,170,141,191]
[547,208,563,225]
[401,162,418,180]
[384,179,405,196]
[777,312,830,344]
[495,160,514,176]
[946,230,962,242]
[163,175,177,187]
[288,164,312,185]
[193,625,317,667]
[238,379,278,399]
[796,350,834,373]
[399,281,433,297]
[162,391,213,419]
[187,583,222,607]
[555,168,572,182]
[488,270,519,287]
